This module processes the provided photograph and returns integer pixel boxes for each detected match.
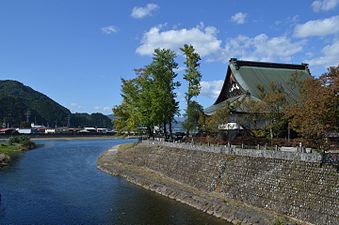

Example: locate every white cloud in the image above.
[231,12,247,24]
[94,106,111,113]
[131,3,159,19]
[215,34,304,63]
[311,0,339,12]
[307,39,339,68]
[101,25,117,34]
[137,24,303,63]
[136,24,221,57]
[200,80,224,99]
[69,102,84,112]
[294,16,339,38]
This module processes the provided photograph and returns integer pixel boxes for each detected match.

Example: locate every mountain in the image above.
[106,114,116,121]
[0,80,113,128]
[0,80,71,127]
[71,113,113,129]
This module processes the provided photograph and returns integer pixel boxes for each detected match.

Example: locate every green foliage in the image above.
[144,48,180,130]
[71,113,113,128]
[0,80,113,128]
[113,71,149,133]
[8,136,36,150]
[180,44,202,103]
[272,217,287,225]
[181,44,202,134]
[0,80,70,127]
[0,144,18,157]
[238,65,338,145]
[114,48,180,136]
[182,101,204,133]
[239,96,264,131]
[285,65,339,146]
[0,136,35,158]
[255,82,287,139]
[204,103,231,133]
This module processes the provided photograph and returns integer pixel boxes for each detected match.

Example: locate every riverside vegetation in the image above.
[0,136,36,167]
[113,44,338,149]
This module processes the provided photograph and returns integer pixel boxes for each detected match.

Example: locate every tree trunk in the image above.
[186,97,190,136]
[169,119,173,139]
[163,121,167,138]
[147,126,153,138]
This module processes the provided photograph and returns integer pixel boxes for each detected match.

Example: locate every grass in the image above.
[272,217,287,225]
[0,143,22,156]
[0,136,36,156]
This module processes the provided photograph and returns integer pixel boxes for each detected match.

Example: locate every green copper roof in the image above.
[205,59,312,115]
[205,95,238,115]
[231,64,310,100]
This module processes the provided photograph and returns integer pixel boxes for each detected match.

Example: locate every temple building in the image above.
[204,58,311,130]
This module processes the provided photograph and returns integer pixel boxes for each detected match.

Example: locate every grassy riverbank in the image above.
[0,136,36,167]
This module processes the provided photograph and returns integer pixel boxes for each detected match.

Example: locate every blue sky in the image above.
[0,0,338,114]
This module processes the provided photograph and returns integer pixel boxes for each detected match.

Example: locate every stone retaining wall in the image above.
[110,142,338,225]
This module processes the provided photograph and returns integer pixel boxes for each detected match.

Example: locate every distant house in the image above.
[45,129,56,134]
[68,128,81,134]
[0,128,17,135]
[79,127,97,133]
[204,58,311,130]
[16,128,32,134]
[96,128,108,133]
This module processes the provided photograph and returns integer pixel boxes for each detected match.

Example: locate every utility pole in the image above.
[25,110,31,122]
[287,122,291,143]
[67,114,71,128]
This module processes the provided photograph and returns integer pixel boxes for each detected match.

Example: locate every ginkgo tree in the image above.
[113,48,180,137]
[181,44,203,135]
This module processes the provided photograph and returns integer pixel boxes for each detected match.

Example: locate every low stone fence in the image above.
[143,140,323,163]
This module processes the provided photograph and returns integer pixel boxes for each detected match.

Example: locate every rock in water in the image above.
[0,153,10,167]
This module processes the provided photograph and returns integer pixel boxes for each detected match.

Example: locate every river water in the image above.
[0,139,229,225]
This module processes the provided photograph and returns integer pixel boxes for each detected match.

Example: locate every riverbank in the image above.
[97,143,318,225]
[0,137,36,167]
[0,135,140,141]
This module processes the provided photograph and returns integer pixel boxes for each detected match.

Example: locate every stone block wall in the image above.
[116,143,338,225]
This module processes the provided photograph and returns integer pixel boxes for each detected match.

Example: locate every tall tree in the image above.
[134,68,157,136]
[144,48,180,137]
[183,100,204,133]
[113,78,140,133]
[204,103,231,134]
[286,65,339,146]
[180,44,202,134]
[257,82,287,139]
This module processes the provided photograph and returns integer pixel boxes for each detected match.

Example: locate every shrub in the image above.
[8,136,36,149]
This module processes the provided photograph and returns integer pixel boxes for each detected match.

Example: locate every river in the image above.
[0,139,229,225]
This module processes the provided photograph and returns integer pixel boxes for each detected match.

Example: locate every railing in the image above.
[322,153,339,165]
[142,139,323,163]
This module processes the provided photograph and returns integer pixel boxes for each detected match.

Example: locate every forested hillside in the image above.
[71,113,113,128]
[0,80,112,128]
[0,80,70,127]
